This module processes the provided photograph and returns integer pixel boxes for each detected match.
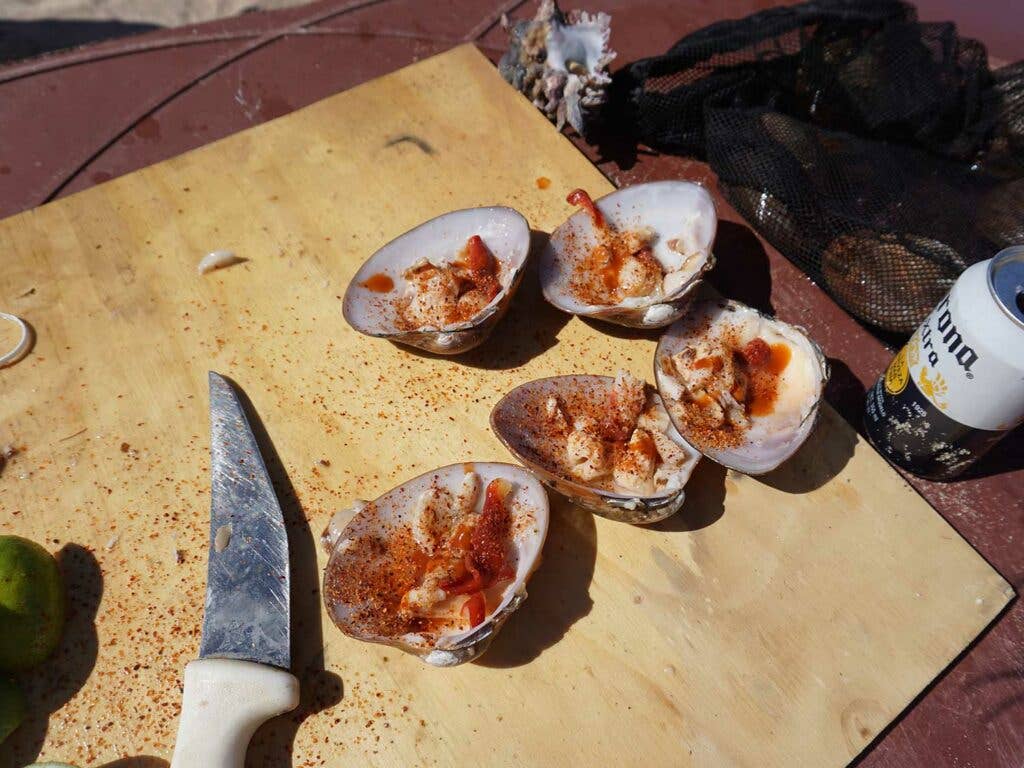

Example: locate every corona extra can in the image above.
[864,246,1024,480]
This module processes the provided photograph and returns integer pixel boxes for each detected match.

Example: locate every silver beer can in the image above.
[864,246,1024,480]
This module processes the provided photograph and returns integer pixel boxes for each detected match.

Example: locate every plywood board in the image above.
[0,45,1012,768]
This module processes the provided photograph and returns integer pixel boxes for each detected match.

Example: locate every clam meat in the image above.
[321,462,548,666]
[343,206,531,354]
[654,299,828,474]
[491,371,700,524]
[397,238,501,330]
[540,182,717,327]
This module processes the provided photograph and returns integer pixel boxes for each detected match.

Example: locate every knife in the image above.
[170,372,300,768]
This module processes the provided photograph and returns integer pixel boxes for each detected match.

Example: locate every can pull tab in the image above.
[988,246,1024,327]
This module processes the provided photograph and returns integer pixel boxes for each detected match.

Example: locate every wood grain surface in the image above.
[0,45,1013,768]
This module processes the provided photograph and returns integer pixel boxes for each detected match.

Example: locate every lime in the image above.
[0,536,65,670]
[0,675,25,745]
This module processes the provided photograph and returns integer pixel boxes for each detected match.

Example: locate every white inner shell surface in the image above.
[343,207,530,334]
[546,11,610,75]
[543,181,716,311]
[657,302,824,472]
[734,315,819,440]
[326,462,548,651]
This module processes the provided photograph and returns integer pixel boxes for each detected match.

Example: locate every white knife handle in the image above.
[170,658,300,768]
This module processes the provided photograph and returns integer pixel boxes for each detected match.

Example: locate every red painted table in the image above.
[1,1,1020,766]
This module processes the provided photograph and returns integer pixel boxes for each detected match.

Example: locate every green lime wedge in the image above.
[0,536,65,670]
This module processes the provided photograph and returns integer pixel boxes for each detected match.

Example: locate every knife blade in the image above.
[170,372,299,768]
[200,371,290,668]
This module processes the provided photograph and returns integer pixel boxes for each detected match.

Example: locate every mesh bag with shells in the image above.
[606,0,1024,335]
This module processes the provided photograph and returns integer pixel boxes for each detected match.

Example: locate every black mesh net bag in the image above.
[605,0,1024,334]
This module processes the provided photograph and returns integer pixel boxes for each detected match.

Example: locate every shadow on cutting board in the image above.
[649,459,728,534]
[224,379,343,768]
[580,316,662,342]
[2,543,101,768]
[396,230,572,370]
[821,357,869,428]
[756,403,857,493]
[477,496,597,668]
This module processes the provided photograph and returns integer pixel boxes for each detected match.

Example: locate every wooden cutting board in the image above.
[0,45,1012,768]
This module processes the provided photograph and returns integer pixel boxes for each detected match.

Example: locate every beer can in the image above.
[864,246,1024,480]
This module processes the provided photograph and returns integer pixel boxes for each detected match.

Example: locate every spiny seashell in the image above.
[321,462,549,666]
[499,0,615,134]
[654,299,828,474]
[343,207,531,354]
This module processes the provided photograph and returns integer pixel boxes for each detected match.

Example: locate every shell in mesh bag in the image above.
[606,0,1024,335]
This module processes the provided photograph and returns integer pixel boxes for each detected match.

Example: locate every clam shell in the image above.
[820,231,962,335]
[540,181,717,328]
[490,375,700,525]
[343,207,531,354]
[654,300,829,474]
[321,462,548,666]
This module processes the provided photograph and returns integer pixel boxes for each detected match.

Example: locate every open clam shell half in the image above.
[343,206,531,354]
[539,181,717,328]
[321,462,548,667]
[491,374,701,525]
[654,299,829,474]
